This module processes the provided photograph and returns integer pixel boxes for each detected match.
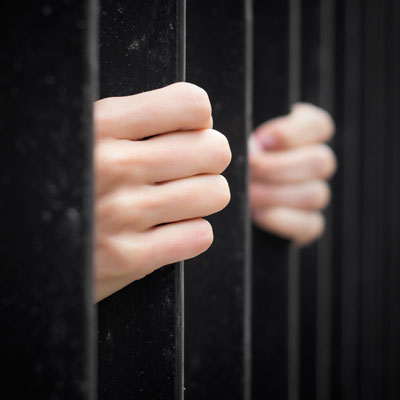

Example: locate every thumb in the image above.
[253,103,334,150]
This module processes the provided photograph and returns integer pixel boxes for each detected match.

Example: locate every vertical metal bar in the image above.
[330,0,363,399]
[296,0,337,398]
[0,1,98,399]
[297,4,321,399]
[298,2,337,399]
[244,1,254,399]
[315,1,335,400]
[387,4,400,399]
[289,0,302,104]
[288,2,301,400]
[361,1,384,399]
[184,0,252,398]
[359,1,400,399]
[331,1,400,399]
[252,1,291,399]
[383,5,399,399]
[97,1,185,399]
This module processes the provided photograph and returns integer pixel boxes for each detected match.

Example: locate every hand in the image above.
[249,103,336,245]
[94,83,231,301]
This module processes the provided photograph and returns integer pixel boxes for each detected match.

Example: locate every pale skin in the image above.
[94,84,336,301]
[249,103,336,245]
[94,83,231,301]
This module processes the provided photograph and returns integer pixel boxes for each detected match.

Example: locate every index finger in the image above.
[94,82,213,140]
[253,103,335,150]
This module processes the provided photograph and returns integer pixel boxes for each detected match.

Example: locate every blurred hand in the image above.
[249,103,336,245]
[94,83,231,301]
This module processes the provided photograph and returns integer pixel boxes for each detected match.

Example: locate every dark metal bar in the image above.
[361,1,386,399]
[298,2,321,399]
[331,1,400,400]
[387,4,400,399]
[297,2,337,399]
[316,2,335,400]
[0,1,98,399]
[297,2,322,389]
[330,1,363,399]
[184,0,252,398]
[252,2,292,399]
[97,1,185,399]
[244,1,254,398]
[359,2,400,399]
[288,2,302,400]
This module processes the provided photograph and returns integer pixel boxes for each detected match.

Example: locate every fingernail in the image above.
[253,125,279,150]
[258,132,278,150]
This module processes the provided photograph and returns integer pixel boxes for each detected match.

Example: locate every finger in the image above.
[95,218,213,301]
[95,130,231,194]
[94,82,213,140]
[253,103,335,150]
[252,207,325,245]
[249,144,336,183]
[249,180,330,210]
[97,174,230,232]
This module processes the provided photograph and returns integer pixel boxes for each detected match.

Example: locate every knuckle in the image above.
[193,219,214,253]
[321,145,337,176]
[312,144,337,178]
[95,235,115,279]
[95,142,119,179]
[210,130,232,171]
[144,187,163,213]
[175,182,197,205]
[317,181,331,209]
[96,235,131,279]
[97,192,127,229]
[94,141,110,176]
[293,103,335,140]
[159,219,214,262]
[215,175,231,210]
[94,97,116,138]
[96,140,144,185]
[159,236,187,262]
[99,195,121,223]
[300,212,325,244]
[309,212,325,239]
[260,159,280,181]
[306,181,331,209]
[256,207,283,233]
[118,191,142,221]
[317,109,336,139]
[98,189,150,233]
[311,106,335,140]
[179,82,212,124]
[248,183,267,208]
[297,212,325,245]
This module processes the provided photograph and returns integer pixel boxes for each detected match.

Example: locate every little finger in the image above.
[252,206,325,245]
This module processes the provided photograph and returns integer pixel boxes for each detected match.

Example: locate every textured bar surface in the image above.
[185,0,252,399]
[0,1,97,399]
[252,2,292,399]
[97,1,185,399]
[327,1,400,399]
